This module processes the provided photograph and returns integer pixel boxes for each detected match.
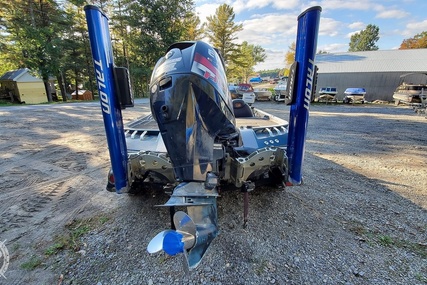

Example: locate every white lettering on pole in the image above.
[94,59,111,114]
[304,58,315,110]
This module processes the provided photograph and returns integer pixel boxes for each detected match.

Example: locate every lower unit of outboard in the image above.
[147,41,238,268]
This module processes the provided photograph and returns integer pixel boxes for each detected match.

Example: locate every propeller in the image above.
[147,211,196,255]
[147,230,174,254]
[147,209,217,269]
[147,182,219,269]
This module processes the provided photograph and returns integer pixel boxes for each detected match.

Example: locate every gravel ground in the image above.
[0,100,426,285]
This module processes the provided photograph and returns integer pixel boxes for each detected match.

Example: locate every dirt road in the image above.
[0,101,426,284]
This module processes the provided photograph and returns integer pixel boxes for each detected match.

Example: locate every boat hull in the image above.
[393,92,422,104]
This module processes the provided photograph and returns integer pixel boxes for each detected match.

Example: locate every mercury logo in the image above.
[94,59,111,115]
[0,240,9,279]
[304,58,315,110]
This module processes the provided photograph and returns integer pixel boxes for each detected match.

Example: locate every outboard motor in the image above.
[150,41,238,181]
[147,41,238,269]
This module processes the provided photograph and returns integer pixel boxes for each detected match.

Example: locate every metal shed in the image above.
[0,68,47,104]
[315,49,427,102]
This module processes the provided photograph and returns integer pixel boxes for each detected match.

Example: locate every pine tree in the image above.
[205,4,243,64]
[0,0,70,101]
[348,24,380,52]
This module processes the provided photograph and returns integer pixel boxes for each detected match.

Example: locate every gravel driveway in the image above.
[0,100,426,285]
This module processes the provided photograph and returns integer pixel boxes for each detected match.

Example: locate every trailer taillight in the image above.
[108,170,115,184]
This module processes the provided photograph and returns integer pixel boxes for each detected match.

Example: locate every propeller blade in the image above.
[147,230,174,253]
[174,211,196,239]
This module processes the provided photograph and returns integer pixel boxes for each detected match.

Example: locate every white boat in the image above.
[343,88,366,104]
[242,92,256,104]
[254,88,272,101]
[273,80,288,102]
[393,82,427,105]
[317,87,337,102]
[393,73,427,105]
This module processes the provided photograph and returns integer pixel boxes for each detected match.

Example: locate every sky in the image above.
[195,0,427,71]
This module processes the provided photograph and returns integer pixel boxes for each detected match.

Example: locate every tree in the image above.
[399,31,427,49]
[180,12,205,41]
[116,0,194,96]
[62,3,95,101]
[285,42,296,67]
[227,41,266,82]
[0,0,70,102]
[205,4,243,64]
[0,0,220,101]
[349,24,379,52]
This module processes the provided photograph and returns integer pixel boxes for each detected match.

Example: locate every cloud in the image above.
[319,17,342,37]
[402,20,427,37]
[236,13,298,48]
[316,43,348,53]
[233,0,268,12]
[255,49,286,71]
[348,21,365,30]
[195,0,302,14]
[318,0,379,11]
[195,3,221,23]
[376,9,409,19]
[273,0,299,10]
[231,0,299,13]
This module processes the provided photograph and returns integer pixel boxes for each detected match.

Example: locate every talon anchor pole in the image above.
[287,6,322,185]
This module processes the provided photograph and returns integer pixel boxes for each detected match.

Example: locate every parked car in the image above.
[343,88,366,104]
[249,77,262,83]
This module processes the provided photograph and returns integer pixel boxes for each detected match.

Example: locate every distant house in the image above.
[71,89,93,101]
[0,68,47,104]
[315,49,427,101]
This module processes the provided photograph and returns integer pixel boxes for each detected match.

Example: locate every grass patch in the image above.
[255,259,268,275]
[99,216,110,225]
[0,99,20,106]
[44,239,67,256]
[416,273,427,283]
[392,239,427,259]
[44,215,111,256]
[347,220,427,258]
[373,234,427,258]
[12,243,20,251]
[21,255,43,270]
[377,235,394,247]
[348,223,367,236]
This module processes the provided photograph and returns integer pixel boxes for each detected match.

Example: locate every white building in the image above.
[315,49,427,101]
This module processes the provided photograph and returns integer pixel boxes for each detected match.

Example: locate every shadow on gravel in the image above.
[73,151,426,284]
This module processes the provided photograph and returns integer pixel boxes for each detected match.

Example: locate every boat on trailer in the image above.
[393,73,427,106]
[393,83,427,105]
[254,88,273,101]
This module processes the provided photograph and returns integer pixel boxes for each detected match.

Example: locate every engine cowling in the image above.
[149,41,238,182]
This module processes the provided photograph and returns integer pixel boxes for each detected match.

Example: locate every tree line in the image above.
[0,0,266,101]
[348,24,427,52]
